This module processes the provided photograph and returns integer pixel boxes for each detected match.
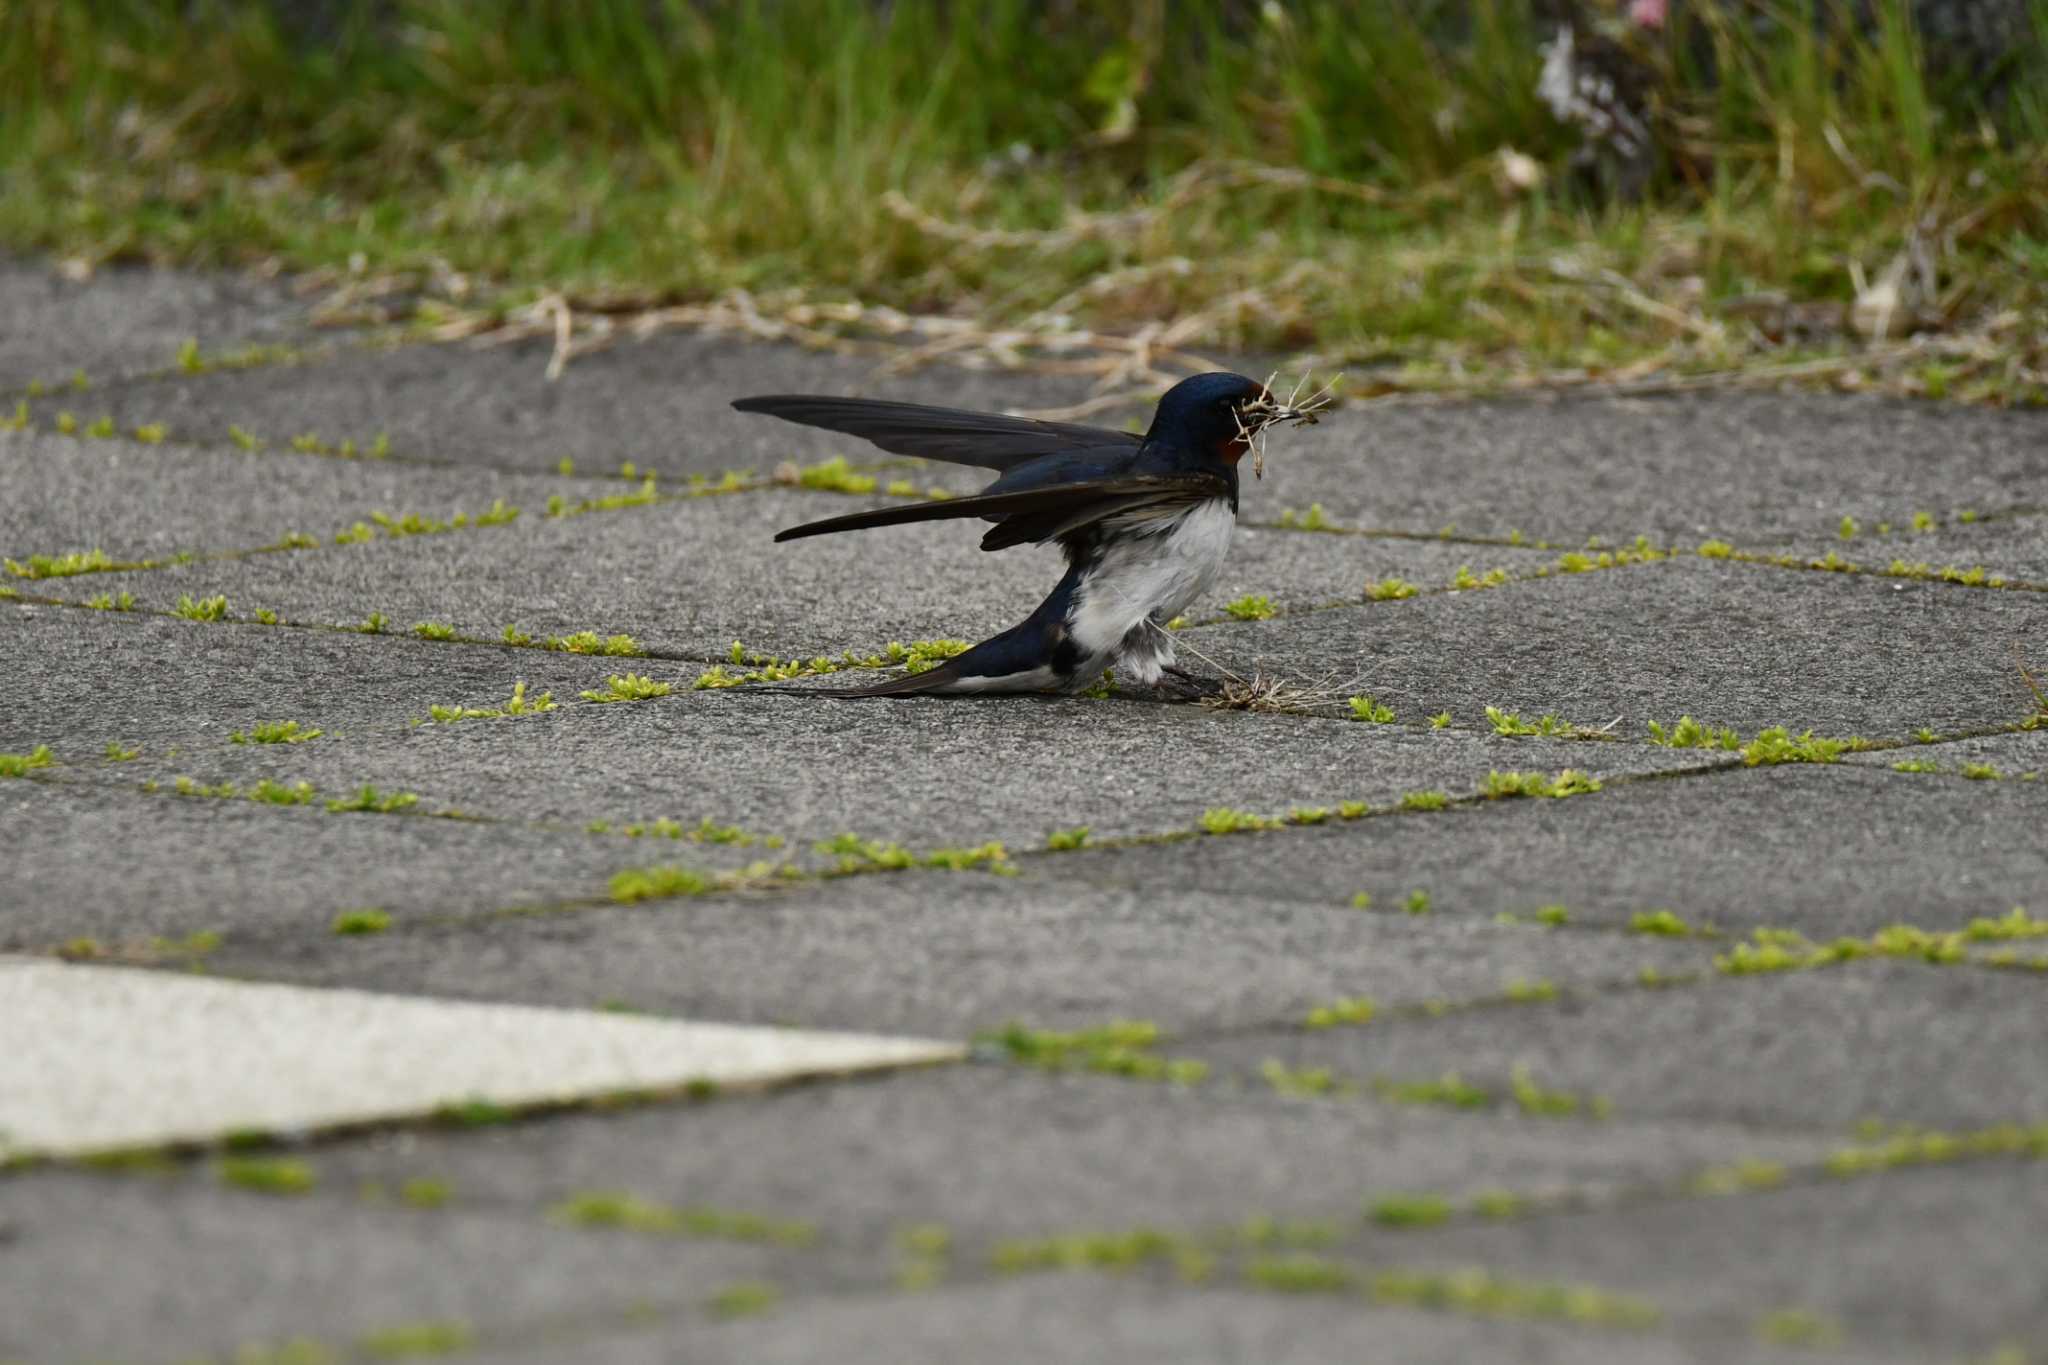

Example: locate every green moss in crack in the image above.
[1368,1194,1452,1227]
[227,424,262,451]
[411,621,457,641]
[218,1156,316,1195]
[1696,539,1735,558]
[250,780,317,806]
[231,720,321,745]
[1277,503,1333,531]
[1304,996,1376,1029]
[429,680,558,722]
[1484,707,1575,738]
[1628,909,1694,937]
[1199,807,1276,834]
[1224,594,1276,621]
[84,591,136,611]
[1046,826,1091,851]
[1401,789,1448,811]
[1367,577,1419,601]
[1337,800,1368,819]
[1347,695,1395,723]
[325,785,420,814]
[84,414,115,438]
[1481,769,1602,799]
[1645,716,1741,750]
[610,865,711,903]
[786,455,877,495]
[132,422,167,443]
[358,1319,475,1358]
[3,548,114,579]
[1405,890,1432,915]
[1259,1059,1340,1096]
[1742,726,1851,766]
[1370,1267,1662,1329]
[550,1190,817,1246]
[0,745,55,777]
[1287,806,1330,825]
[1452,565,1511,590]
[581,673,673,703]
[1376,1072,1488,1109]
[104,742,141,761]
[983,1020,1206,1085]
[332,908,392,936]
[1505,978,1559,1002]
[1510,1064,1611,1118]
[815,832,916,871]
[253,608,280,625]
[1962,762,2000,780]
[547,630,643,657]
[1892,758,1939,772]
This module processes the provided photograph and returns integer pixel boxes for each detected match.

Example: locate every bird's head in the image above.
[1146,371,1321,476]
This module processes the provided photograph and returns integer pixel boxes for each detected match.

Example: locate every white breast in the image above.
[1068,498,1236,677]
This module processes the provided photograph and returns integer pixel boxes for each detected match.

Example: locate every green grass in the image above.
[5,2,2041,396]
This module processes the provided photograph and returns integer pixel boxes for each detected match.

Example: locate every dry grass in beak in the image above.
[1234,371,1340,477]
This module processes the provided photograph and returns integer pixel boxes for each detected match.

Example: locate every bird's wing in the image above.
[732,395,1142,472]
[772,473,1229,547]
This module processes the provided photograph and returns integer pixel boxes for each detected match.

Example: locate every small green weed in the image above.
[1347,695,1394,723]
[0,745,54,777]
[325,785,420,814]
[230,720,321,745]
[1366,577,1419,601]
[1199,807,1274,834]
[3,548,113,579]
[1046,826,1090,850]
[1224,594,1276,620]
[332,908,392,935]
[580,672,673,703]
[1646,716,1741,750]
[218,1157,316,1194]
[174,594,229,621]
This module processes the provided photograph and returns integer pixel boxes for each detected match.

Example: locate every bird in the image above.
[730,371,1321,698]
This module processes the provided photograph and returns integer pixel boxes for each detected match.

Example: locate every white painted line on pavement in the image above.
[0,957,963,1159]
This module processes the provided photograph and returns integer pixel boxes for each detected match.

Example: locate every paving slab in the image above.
[0,1165,787,1365]
[1254,390,2047,545]
[52,328,1111,476]
[197,870,1717,1037]
[0,426,642,566]
[480,1275,1831,1365]
[0,779,659,952]
[0,600,641,754]
[0,256,318,391]
[75,682,1727,855]
[0,958,956,1159]
[33,482,1515,663]
[297,1064,1838,1255]
[1843,725,2048,779]
[1024,762,2048,943]
[1180,555,2048,737]
[1186,959,2048,1132]
[1359,1158,2048,1362]
[1710,505,2048,589]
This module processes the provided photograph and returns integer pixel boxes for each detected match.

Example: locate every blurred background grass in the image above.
[2,0,2043,397]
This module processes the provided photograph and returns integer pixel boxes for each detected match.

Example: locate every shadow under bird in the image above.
[731,372,1320,697]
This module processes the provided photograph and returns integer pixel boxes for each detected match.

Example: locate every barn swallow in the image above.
[732,372,1321,697]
